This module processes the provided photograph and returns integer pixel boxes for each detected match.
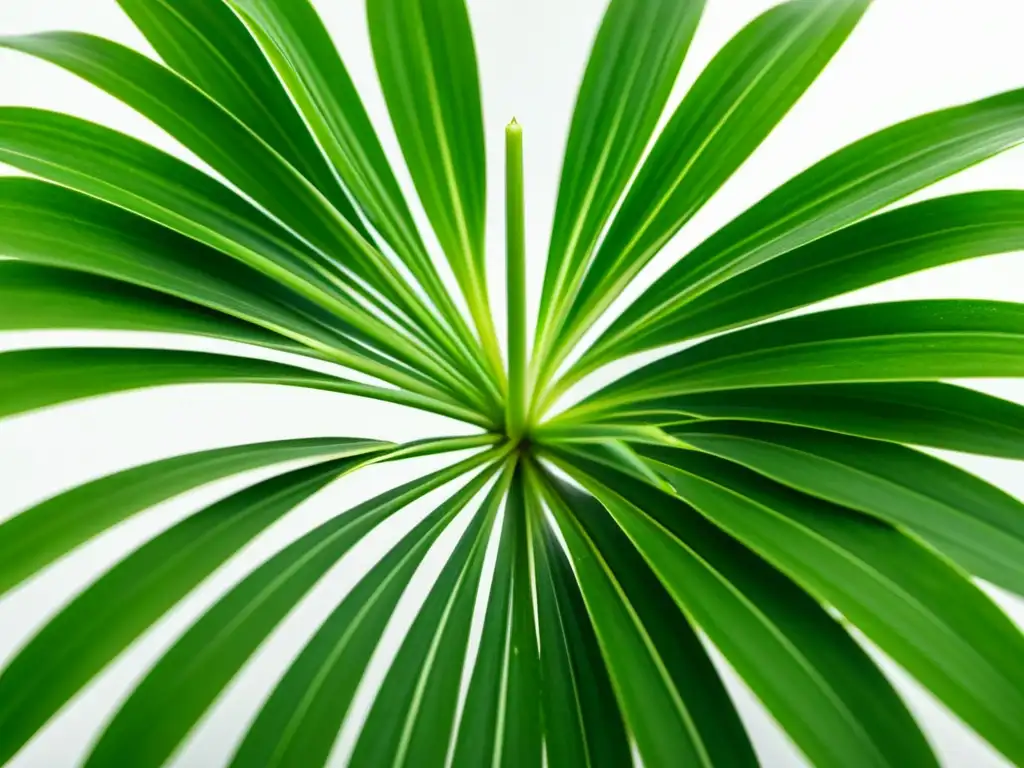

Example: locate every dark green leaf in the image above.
[601,382,1024,460]
[667,421,1024,592]
[650,449,1024,766]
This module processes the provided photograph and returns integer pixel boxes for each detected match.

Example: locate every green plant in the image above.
[2,0,1024,765]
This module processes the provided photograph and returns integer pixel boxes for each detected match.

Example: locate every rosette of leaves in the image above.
[2,0,1024,766]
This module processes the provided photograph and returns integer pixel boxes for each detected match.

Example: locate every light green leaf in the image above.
[651,449,1024,767]
[668,421,1024,593]
[0,261,309,354]
[83,450,501,768]
[367,0,503,379]
[547,0,871,377]
[223,0,481,368]
[0,455,374,766]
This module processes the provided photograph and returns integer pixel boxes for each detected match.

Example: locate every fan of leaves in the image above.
[2,0,1024,765]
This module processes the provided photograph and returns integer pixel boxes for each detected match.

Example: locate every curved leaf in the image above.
[577,300,1024,416]
[536,465,757,768]
[650,450,1024,767]
[583,190,1024,374]
[536,0,705,355]
[0,347,486,427]
[0,455,373,766]
[548,449,933,768]
[667,421,1024,593]
[592,84,1024,368]
[344,467,510,767]
[0,437,387,597]
[0,262,308,353]
[84,452,501,768]
[597,382,1024,460]
[112,0,352,212]
[549,0,871,375]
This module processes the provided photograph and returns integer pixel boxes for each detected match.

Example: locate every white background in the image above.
[2,0,1024,765]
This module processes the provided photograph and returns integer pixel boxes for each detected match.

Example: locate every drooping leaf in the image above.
[83,451,502,768]
[0,456,374,766]
[526,481,632,768]
[547,449,933,768]
[344,466,511,767]
[536,465,757,768]
[0,437,388,597]
[663,421,1024,592]
[449,464,543,768]
[650,449,1024,766]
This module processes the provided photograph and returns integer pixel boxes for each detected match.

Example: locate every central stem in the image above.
[505,118,528,442]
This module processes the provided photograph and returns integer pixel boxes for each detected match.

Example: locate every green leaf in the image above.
[536,465,755,768]
[597,382,1024,460]
[0,455,373,766]
[666,421,1024,593]
[450,465,543,768]
[112,0,358,219]
[0,44,477,395]
[0,261,308,353]
[548,0,871,375]
[546,450,934,768]
[638,192,1024,351]
[367,0,503,377]
[536,0,705,359]
[526,481,632,768]
[535,469,722,767]
[0,347,488,427]
[83,451,501,768]
[0,32,374,270]
[0,179,365,355]
[344,466,511,768]
[591,84,1024,368]
[650,449,1024,767]
[224,0,493,398]
[0,437,388,597]
[575,300,1024,417]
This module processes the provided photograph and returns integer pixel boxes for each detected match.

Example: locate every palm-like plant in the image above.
[2,0,1024,765]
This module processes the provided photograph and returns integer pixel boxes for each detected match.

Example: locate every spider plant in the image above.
[2,0,1024,765]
